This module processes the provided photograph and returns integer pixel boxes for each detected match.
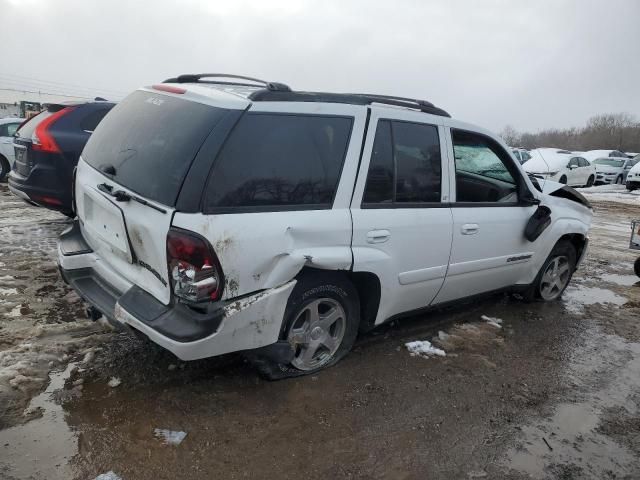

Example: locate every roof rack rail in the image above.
[163,73,291,92]
[248,90,450,117]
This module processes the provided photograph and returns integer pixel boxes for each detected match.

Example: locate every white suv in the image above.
[58,74,593,378]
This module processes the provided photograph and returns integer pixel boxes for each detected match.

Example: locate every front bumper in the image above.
[58,221,296,361]
[595,174,618,185]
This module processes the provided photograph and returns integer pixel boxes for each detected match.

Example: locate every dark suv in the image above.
[8,100,115,216]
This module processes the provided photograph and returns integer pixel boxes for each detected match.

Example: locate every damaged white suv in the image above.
[58,74,593,378]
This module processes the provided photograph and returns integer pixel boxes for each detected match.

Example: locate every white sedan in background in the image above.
[0,117,24,181]
[523,150,596,187]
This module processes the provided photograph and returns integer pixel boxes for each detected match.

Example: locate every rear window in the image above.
[82,90,227,206]
[15,112,51,138]
[204,113,353,212]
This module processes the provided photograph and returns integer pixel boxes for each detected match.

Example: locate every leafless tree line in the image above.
[500,113,640,153]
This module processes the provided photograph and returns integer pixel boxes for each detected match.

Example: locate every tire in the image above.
[520,241,577,302]
[627,185,637,192]
[585,175,594,187]
[635,257,640,278]
[251,271,360,380]
[616,176,623,185]
[0,156,9,183]
[559,175,568,184]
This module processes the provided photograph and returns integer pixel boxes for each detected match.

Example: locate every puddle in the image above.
[505,332,640,478]
[0,363,78,479]
[563,286,627,313]
[599,273,640,287]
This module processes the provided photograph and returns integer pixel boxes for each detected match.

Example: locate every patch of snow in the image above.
[107,377,121,388]
[599,273,639,287]
[405,340,446,358]
[481,315,503,328]
[154,428,187,445]
[94,472,122,480]
[0,287,18,295]
[563,286,627,313]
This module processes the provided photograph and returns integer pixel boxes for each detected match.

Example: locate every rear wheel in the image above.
[521,241,577,302]
[252,271,360,380]
[616,175,623,184]
[559,175,568,184]
[0,156,9,182]
[585,175,594,187]
[634,257,640,278]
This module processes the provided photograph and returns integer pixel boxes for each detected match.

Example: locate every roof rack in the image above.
[163,73,450,117]
[248,90,451,117]
[163,73,291,92]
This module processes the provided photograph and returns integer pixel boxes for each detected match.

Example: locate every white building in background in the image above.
[0,89,92,119]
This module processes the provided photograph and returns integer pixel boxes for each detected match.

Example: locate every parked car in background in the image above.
[582,149,627,162]
[524,150,595,187]
[58,74,592,378]
[625,159,640,190]
[0,117,25,181]
[511,147,532,164]
[8,100,115,215]
[592,156,639,185]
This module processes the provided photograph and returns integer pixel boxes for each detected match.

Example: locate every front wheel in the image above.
[585,175,594,187]
[521,241,577,302]
[616,176,623,185]
[0,156,9,182]
[252,272,360,379]
[559,175,568,184]
[634,257,640,278]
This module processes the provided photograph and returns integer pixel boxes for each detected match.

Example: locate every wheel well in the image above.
[558,233,587,260]
[295,267,381,333]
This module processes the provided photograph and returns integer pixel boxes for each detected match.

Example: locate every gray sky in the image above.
[1,0,638,132]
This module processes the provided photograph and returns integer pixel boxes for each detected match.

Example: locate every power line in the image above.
[0,76,125,100]
[0,72,129,97]
[0,87,92,100]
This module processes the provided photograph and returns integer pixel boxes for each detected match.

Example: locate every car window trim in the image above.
[201,111,355,215]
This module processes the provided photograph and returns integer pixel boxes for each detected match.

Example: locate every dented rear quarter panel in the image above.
[171,209,353,300]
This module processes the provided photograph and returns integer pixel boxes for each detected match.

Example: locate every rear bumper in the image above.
[58,220,295,360]
[8,169,72,213]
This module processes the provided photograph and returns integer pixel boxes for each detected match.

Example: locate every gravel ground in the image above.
[1,183,640,480]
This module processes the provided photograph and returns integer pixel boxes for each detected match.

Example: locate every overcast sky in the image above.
[1,0,638,132]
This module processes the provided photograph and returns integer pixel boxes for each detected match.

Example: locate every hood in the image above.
[523,151,570,173]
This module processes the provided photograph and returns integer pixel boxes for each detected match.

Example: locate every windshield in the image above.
[593,158,624,167]
[82,90,228,206]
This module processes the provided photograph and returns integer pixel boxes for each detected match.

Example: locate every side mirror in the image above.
[568,164,577,169]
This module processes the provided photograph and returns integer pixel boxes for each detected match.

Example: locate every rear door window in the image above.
[362,119,442,205]
[82,91,228,206]
[204,113,353,212]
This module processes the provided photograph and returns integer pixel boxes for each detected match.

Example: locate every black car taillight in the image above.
[167,228,224,303]
[32,107,76,153]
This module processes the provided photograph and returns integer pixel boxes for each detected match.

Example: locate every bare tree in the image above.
[499,125,520,146]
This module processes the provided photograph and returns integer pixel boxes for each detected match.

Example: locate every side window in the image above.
[452,129,518,203]
[569,157,579,167]
[578,158,588,167]
[6,123,20,136]
[362,120,442,205]
[205,113,353,210]
[81,108,110,132]
[0,124,7,137]
[522,151,531,162]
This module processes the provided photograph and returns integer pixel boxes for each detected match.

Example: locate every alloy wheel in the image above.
[540,255,571,300]
[287,298,346,371]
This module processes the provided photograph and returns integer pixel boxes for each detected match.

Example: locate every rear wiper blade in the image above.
[97,183,167,214]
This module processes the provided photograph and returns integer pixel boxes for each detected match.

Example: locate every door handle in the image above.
[366,229,390,244]
[461,223,479,235]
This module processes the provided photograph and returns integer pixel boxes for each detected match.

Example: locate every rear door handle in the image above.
[366,229,391,244]
[461,223,479,235]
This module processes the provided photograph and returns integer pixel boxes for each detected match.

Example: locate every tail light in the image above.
[32,107,75,153]
[167,228,224,303]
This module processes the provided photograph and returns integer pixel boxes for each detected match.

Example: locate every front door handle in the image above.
[461,223,479,235]
[366,229,390,244]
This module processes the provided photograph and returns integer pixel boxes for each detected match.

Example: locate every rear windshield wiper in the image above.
[97,183,167,214]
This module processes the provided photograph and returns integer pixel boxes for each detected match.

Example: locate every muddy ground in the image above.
[1,183,639,480]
